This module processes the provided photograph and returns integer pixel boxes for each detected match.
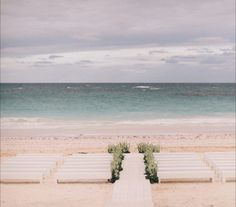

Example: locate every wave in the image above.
[116,117,235,125]
[149,87,160,91]
[66,86,80,91]
[1,116,235,129]
[9,87,23,90]
[133,86,150,89]
[133,86,161,91]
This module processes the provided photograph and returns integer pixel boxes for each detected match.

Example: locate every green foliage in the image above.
[109,148,124,183]
[152,144,160,153]
[137,143,160,153]
[107,142,129,182]
[137,143,148,153]
[137,143,159,183]
[117,142,130,153]
[107,144,116,153]
[107,142,130,153]
[144,149,158,183]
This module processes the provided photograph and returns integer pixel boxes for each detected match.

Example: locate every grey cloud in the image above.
[149,50,168,55]
[33,59,94,67]
[1,0,235,56]
[35,61,53,64]
[73,60,95,67]
[162,56,197,64]
[33,60,54,67]
[220,48,233,52]
[1,0,235,83]
[200,52,235,65]
[162,52,235,65]
[79,60,93,64]
[163,58,179,64]
[200,57,225,65]
[187,48,214,54]
[222,52,235,56]
[48,55,64,59]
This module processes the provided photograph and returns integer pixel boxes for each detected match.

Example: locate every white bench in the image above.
[157,170,214,183]
[64,159,111,162]
[220,171,236,182]
[158,166,210,171]
[0,154,62,183]
[59,164,110,169]
[56,172,110,183]
[56,153,111,183]
[70,154,112,158]
[155,153,214,183]
[0,172,43,183]
[154,157,199,161]
[204,152,236,182]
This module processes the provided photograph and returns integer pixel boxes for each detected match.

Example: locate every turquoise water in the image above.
[0,83,235,121]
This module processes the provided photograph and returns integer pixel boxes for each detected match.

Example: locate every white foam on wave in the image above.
[11,87,23,90]
[133,86,161,91]
[66,86,80,91]
[115,117,235,125]
[1,116,235,129]
[133,86,150,89]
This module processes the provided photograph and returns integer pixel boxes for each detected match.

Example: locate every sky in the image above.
[1,0,235,83]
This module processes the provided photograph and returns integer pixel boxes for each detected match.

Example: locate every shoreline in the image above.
[1,115,235,137]
[1,116,235,156]
[2,115,235,126]
[1,133,235,157]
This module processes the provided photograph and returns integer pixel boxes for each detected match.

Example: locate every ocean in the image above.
[1,83,235,124]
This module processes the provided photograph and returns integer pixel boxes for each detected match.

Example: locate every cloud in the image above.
[33,60,54,67]
[1,0,235,56]
[162,51,235,66]
[78,60,93,64]
[200,57,225,65]
[193,37,232,45]
[149,50,168,55]
[162,56,197,64]
[187,48,214,54]
[1,0,235,82]
[74,60,95,67]
[48,55,63,59]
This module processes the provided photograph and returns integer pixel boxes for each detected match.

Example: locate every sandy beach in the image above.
[1,124,235,207]
[1,132,235,156]
[1,117,235,155]
[1,182,234,207]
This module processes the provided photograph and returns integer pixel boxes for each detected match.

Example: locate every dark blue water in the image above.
[0,83,235,121]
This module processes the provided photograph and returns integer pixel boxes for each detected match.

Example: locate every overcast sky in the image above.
[1,0,235,83]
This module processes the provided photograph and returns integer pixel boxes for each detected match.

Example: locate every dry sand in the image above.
[0,130,235,207]
[1,133,235,156]
[0,183,113,207]
[152,183,236,207]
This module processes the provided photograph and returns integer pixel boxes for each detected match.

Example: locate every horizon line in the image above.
[0,82,235,84]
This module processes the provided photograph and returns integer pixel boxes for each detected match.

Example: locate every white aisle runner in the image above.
[107,153,154,207]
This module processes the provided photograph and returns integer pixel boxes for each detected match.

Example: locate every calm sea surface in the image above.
[0,83,235,121]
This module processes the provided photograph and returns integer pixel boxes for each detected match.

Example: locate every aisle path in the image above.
[107,153,154,207]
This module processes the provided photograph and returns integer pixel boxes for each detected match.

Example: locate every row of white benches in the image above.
[0,153,112,183]
[1,154,62,183]
[0,152,235,183]
[154,152,235,183]
[205,152,235,182]
[56,153,112,183]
